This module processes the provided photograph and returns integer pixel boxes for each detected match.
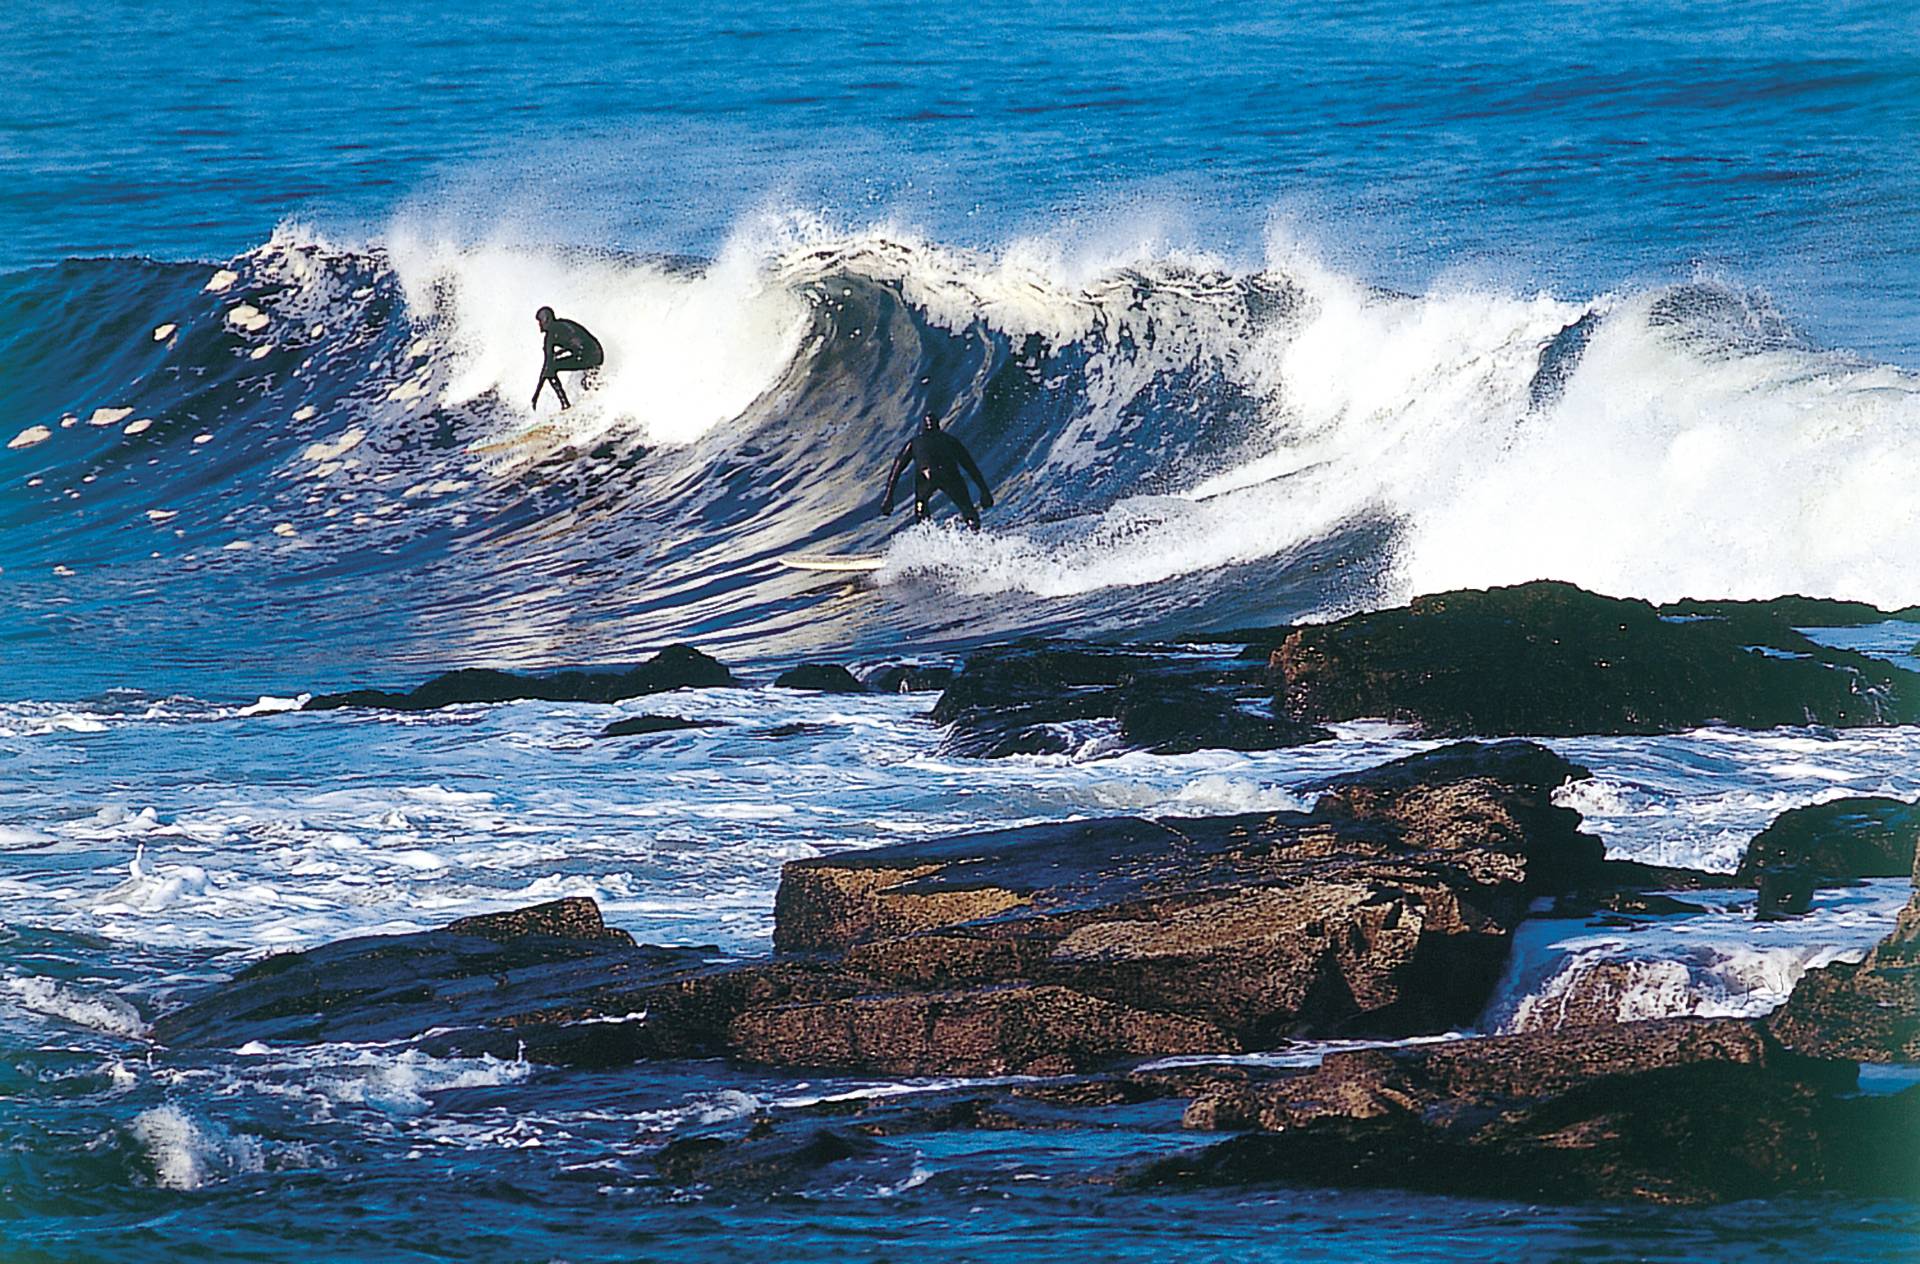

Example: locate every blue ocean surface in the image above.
[3,2,1919,1260]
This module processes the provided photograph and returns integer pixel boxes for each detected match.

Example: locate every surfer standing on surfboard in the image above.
[532,306,604,411]
[880,412,994,530]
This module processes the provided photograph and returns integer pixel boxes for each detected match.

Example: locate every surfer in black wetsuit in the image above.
[532,306,604,410]
[880,413,994,530]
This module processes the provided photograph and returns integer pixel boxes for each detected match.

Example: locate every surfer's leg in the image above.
[932,466,980,529]
[913,470,933,522]
[547,372,572,410]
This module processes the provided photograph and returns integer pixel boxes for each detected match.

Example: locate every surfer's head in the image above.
[921,411,940,432]
[535,306,555,329]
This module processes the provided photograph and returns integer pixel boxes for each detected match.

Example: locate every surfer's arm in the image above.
[533,334,562,405]
[880,442,914,514]
[953,442,993,508]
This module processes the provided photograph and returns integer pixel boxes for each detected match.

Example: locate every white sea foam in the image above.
[291,1048,533,1115]
[3,976,148,1039]
[1,686,1910,968]
[130,1105,265,1190]
[1482,880,1906,1032]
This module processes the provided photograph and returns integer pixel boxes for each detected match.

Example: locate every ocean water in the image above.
[4,2,1920,1259]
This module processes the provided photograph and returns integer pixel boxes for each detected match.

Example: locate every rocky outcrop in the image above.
[931,641,1330,758]
[765,741,1610,1057]
[303,645,735,712]
[728,984,1229,1077]
[773,663,867,692]
[1767,845,1920,1062]
[1149,1018,1917,1205]
[1272,581,1920,736]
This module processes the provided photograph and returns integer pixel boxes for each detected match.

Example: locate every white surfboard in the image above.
[780,554,886,573]
[466,422,561,455]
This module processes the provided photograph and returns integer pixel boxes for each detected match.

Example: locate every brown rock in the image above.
[728,983,1232,1076]
[444,896,636,945]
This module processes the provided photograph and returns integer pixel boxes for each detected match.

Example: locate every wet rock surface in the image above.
[151,897,717,1066]
[929,641,1330,758]
[1768,845,1920,1062]
[1145,1018,1917,1205]
[1735,795,1920,887]
[304,644,736,712]
[1273,581,1920,736]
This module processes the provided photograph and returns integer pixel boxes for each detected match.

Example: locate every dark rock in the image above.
[304,644,735,712]
[762,722,828,738]
[1768,845,1920,1061]
[862,663,957,694]
[1659,595,1920,630]
[599,715,728,738]
[1146,1018,1915,1205]
[1273,581,1919,737]
[151,897,716,1064]
[1540,890,1709,919]
[1735,796,1920,887]
[932,641,1330,759]
[1756,867,1817,919]
[773,663,866,692]
[651,1126,910,1194]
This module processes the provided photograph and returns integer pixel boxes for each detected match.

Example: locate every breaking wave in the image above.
[5,210,1917,692]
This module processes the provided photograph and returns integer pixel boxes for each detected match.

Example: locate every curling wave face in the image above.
[4,215,1919,696]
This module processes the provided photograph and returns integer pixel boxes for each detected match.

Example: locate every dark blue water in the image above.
[5,4,1920,1259]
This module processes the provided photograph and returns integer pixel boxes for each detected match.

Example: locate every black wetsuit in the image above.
[882,427,994,529]
[544,317,603,374]
[537,317,604,408]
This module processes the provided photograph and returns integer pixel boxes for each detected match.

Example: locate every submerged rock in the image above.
[931,641,1329,758]
[1150,1018,1916,1205]
[773,663,866,692]
[303,644,735,712]
[1273,581,1920,737]
[600,714,728,738]
[862,662,956,694]
[651,1125,912,1195]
